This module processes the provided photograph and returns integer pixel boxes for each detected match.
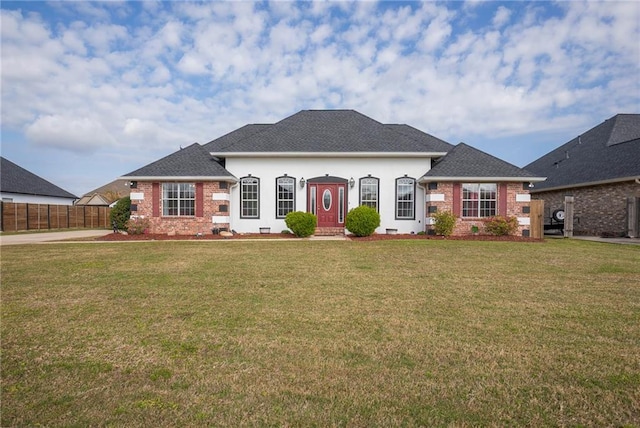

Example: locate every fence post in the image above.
[564,196,574,238]
[0,201,3,232]
[627,197,639,238]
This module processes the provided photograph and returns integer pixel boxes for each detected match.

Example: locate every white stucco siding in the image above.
[0,192,76,205]
[224,156,432,234]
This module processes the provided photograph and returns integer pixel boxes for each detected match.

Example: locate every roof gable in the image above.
[207,110,451,154]
[606,114,640,146]
[0,157,77,199]
[122,143,235,179]
[525,114,640,190]
[423,143,541,180]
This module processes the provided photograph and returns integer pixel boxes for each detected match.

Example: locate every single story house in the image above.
[76,179,132,207]
[525,114,640,237]
[0,156,77,205]
[122,110,544,236]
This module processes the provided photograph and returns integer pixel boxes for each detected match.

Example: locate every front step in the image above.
[314,227,345,236]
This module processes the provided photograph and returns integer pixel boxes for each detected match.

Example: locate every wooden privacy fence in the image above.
[529,199,544,240]
[0,202,111,232]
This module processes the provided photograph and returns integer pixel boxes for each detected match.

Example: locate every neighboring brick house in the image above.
[0,156,77,205]
[122,110,544,236]
[525,114,640,237]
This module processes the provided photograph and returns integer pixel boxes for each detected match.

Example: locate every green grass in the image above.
[2,239,639,427]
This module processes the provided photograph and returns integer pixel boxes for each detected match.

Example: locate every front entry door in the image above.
[310,182,346,228]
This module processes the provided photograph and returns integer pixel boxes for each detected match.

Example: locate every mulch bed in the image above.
[97,232,542,242]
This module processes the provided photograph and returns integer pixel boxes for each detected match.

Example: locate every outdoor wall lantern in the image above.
[349,177,355,188]
[299,177,306,188]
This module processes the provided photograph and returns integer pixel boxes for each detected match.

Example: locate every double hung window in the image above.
[241,177,260,218]
[360,177,379,211]
[276,176,295,218]
[162,183,195,216]
[462,183,497,217]
[396,177,415,219]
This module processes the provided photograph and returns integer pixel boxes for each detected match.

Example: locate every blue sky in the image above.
[1,1,639,197]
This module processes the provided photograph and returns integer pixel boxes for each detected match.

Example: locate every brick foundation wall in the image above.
[532,181,640,236]
[426,182,532,236]
[129,181,230,235]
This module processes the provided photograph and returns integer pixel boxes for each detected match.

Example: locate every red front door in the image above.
[310,183,346,227]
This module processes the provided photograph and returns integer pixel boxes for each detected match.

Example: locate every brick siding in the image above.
[426,182,532,236]
[130,181,230,235]
[532,181,640,236]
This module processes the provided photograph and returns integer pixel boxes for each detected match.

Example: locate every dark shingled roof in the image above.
[384,124,454,152]
[525,114,640,191]
[206,110,452,153]
[0,157,77,199]
[122,143,235,179]
[423,143,541,180]
[202,124,271,152]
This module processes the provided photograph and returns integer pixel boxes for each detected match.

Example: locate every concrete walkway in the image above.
[572,236,640,245]
[0,230,111,246]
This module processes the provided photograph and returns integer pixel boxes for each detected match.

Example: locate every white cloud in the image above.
[1,0,638,187]
[492,6,512,28]
[25,115,117,152]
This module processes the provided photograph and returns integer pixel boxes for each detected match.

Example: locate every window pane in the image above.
[162,182,195,216]
[396,177,414,219]
[241,177,259,218]
[462,183,496,217]
[338,187,344,223]
[360,177,379,211]
[323,189,332,211]
[276,177,295,218]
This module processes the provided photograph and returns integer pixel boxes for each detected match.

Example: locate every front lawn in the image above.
[2,239,639,426]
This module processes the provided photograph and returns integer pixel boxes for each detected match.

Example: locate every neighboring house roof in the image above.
[421,143,545,182]
[206,110,452,156]
[77,179,131,206]
[0,156,77,199]
[525,114,640,191]
[76,194,112,206]
[122,142,236,180]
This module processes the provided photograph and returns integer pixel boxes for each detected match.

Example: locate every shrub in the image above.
[109,196,131,231]
[345,205,380,237]
[285,211,317,237]
[483,215,519,236]
[431,211,457,237]
[125,216,150,235]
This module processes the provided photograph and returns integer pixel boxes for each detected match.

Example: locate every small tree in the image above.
[285,211,317,237]
[483,216,519,236]
[109,196,131,231]
[345,205,380,237]
[431,210,457,237]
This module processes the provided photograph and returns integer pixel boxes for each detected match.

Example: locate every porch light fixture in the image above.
[299,177,306,188]
[349,177,355,188]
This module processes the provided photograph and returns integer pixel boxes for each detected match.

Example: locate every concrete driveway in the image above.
[0,230,111,246]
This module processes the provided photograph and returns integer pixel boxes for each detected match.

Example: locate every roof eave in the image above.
[530,176,640,193]
[210,151,448,158]
[419,176,547,183]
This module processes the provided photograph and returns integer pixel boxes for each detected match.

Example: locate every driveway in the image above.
[0,230,111,246]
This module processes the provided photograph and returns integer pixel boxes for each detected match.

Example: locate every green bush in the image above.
[431,210,457,237]
[483,216,519,236]
[285,211,317,237]
[109,196,131,231]
[125,216,150,235]
[345,205,380,237]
